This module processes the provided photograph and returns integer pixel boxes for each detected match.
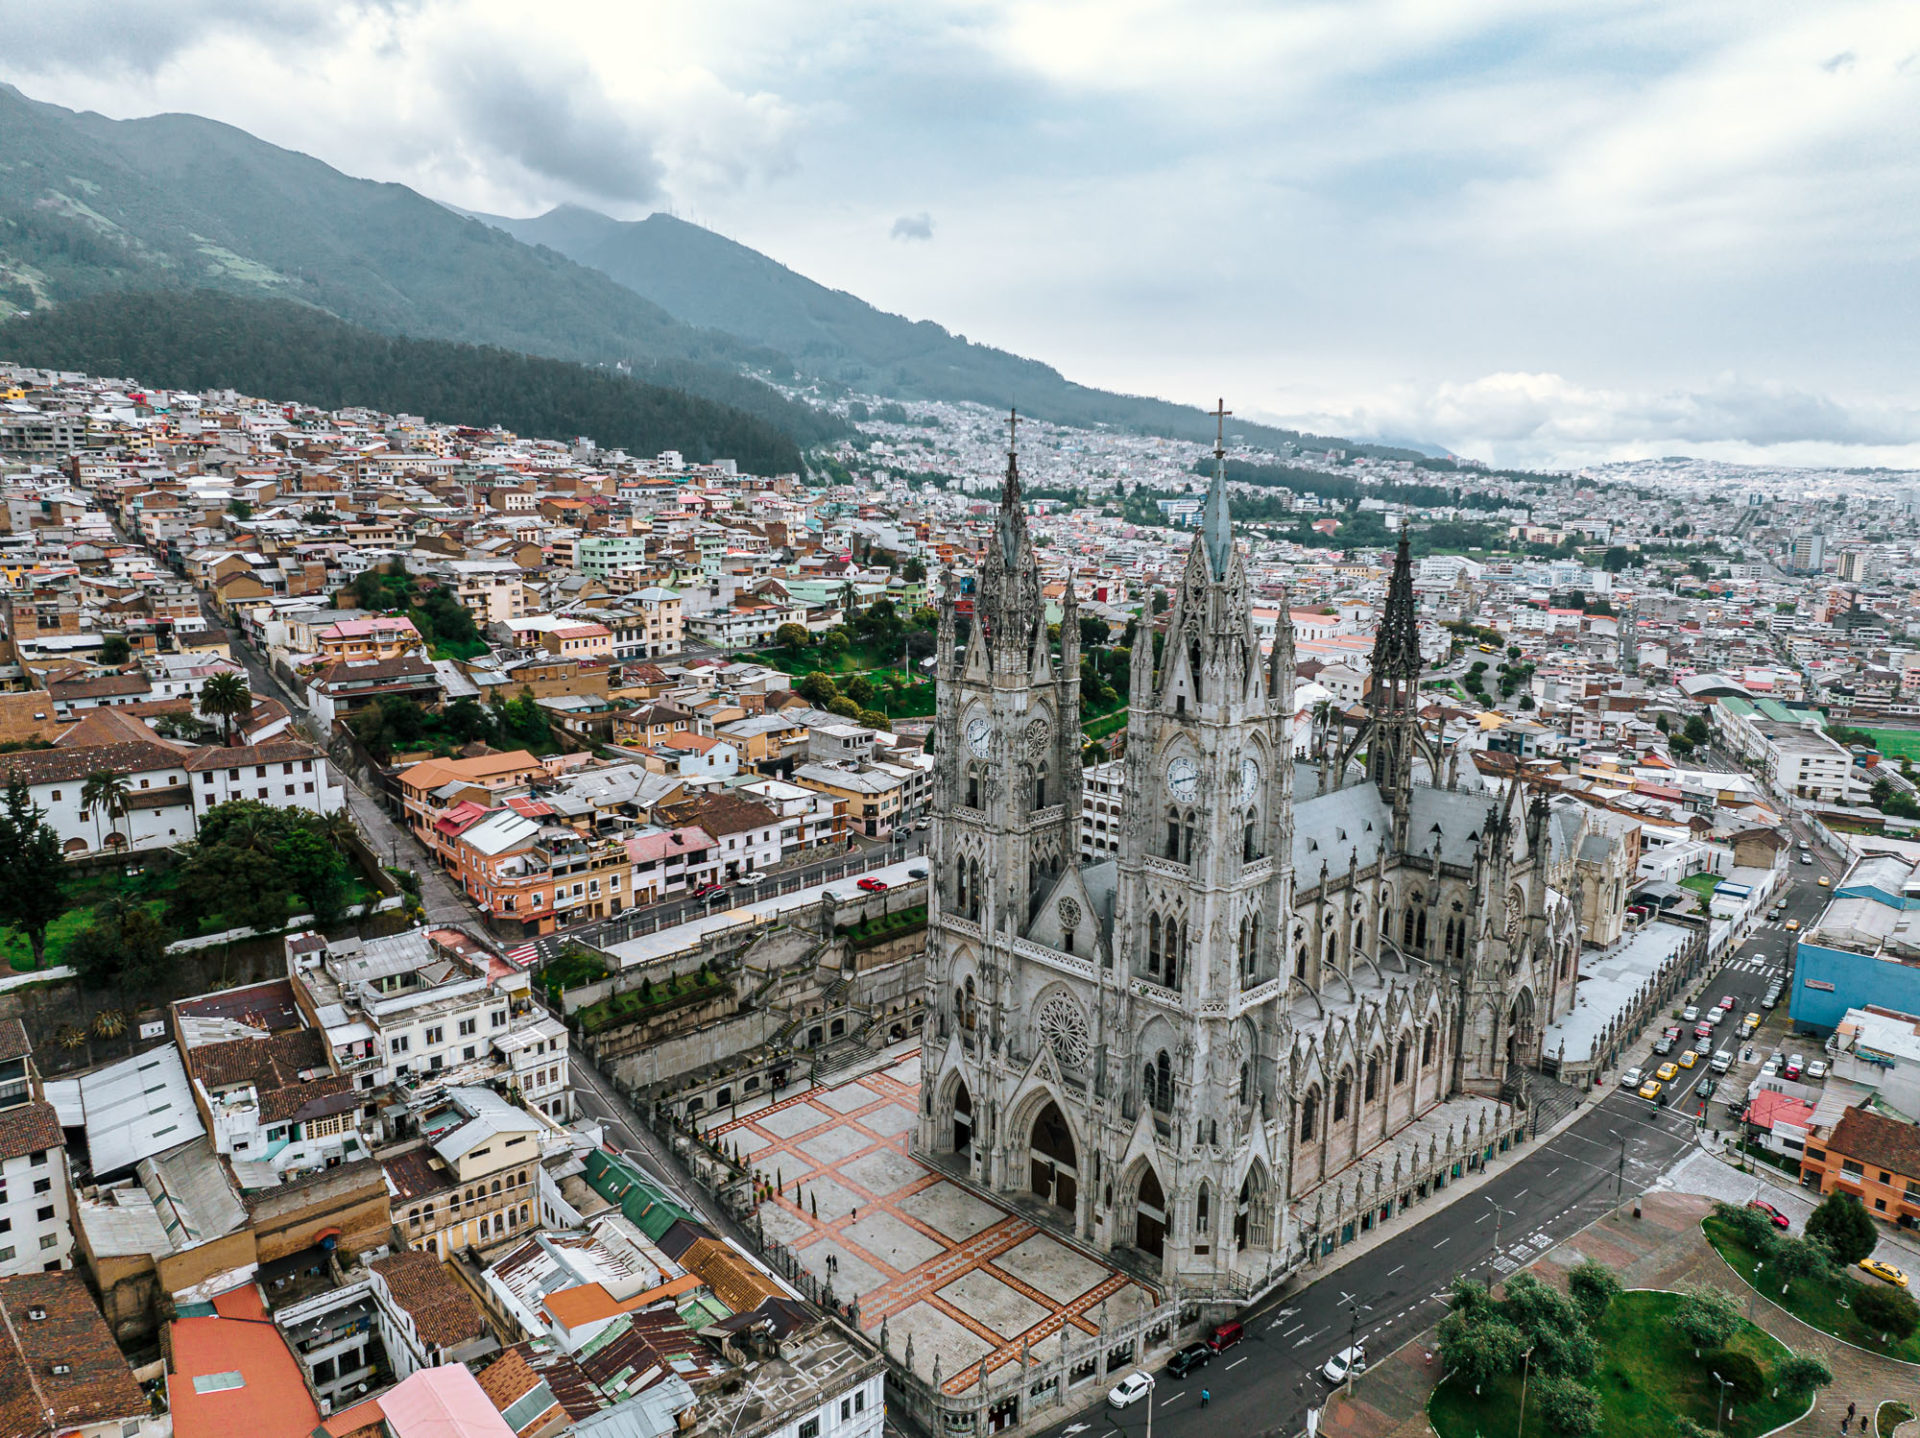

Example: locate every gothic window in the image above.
[1165,809,1182,860]
[969,859,983,919]
[1299,1089,1319,1142]
[956,863,969,914]
[1394,1036,1409,1086]
[1422,1025,1436,1067]
[1325,932,1337,969]
[1170,919,1187,988]
[1034,761,1050,810]
[1148,913,1162,977]
[1189,640,1204,702]
[1183,811,1196,861]
[1364,1052,1380,1103]
[1152,1050,1173,1112]
[1417,907,1428,950]
[1354,916,1366,952]
[1333,1069,1351,1122]
[961,977,977,1031]
[1196,1182,1210,1234]
[1243,811,1261,861]
[966,763,981,809]
[1402,904,1417,947]
[1239,1060,1251,1105]
[1294,943,1308,977]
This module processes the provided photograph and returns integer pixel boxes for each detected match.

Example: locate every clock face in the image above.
[966,716,993,757]
[1239,757,1260,804]
[1166,757,1200,803]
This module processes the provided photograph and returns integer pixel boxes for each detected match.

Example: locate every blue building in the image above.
[1791,856,1920,1033]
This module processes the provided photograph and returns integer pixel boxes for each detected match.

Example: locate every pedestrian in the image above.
[1847,1404,1856,1422]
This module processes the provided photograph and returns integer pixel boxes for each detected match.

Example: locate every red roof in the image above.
[1743,1089,1815,1132]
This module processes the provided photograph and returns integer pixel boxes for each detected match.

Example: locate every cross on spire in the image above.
[1007,406,1019,455]
[1211,397,1231,460]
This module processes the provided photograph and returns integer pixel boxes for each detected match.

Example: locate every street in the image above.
[1037,847,1840,1438]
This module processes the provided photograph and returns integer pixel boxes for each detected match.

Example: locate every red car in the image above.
[1694,1023,1714,1038]
[692,883,727,900]
[1747,1199,1791,1230]
[856,877,889,893]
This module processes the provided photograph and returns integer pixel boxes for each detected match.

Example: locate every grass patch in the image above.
[1679,873,1724,899]
[1879,1400,1914,1438]
[1853,727,1920,762]
[1428,1289,1803,1438]
[1084,707,1129,743]
[538,948,609,1000]
[838,904,927,951]
[1704,1212,1920,1363]
[577,968,728,1034]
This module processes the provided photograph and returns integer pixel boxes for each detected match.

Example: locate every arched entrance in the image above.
[1505,988,1536,1073]
[1135,1165,1166,1259]
[1028,1101,1077,1213]
[952,1080,973,1155]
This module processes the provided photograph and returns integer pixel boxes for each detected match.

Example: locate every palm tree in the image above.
[91,1008,126,1040]
[80,770,131,853]
[199,670,254,746]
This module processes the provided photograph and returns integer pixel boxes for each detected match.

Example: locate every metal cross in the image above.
[1007,406,1019,453]
[1212,397,1232,457]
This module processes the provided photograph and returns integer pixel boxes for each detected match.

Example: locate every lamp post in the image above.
[1515,1346,1535,1438]
[1337,1290,1372,1399]
[1710,1370,1733,1433]
[1484,1196,1514,1284]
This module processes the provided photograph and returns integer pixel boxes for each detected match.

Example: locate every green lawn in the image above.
[1704,1213,1920,1363]
[1679,873,1723,899]
[1429,1290,1804,1438]
[1084,707,1129,743]
[1853,727,1920,761]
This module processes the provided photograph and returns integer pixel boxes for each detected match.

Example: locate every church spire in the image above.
[1201,398,1233,581]
[1371,530,1421,682]
[996,407,1025,568]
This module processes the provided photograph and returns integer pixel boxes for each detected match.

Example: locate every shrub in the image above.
[1712,1201,1783,1255]
[1850,1281,1920,1343]
[1665,1284,1743,1350]
[1568,1261,1622,1324]
[1773,1352,1833,1400]
[1697,1349,1764,1401]
[1437,1312,1527,1390]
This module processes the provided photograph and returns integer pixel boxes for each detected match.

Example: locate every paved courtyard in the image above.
[705,1051,1158,1395]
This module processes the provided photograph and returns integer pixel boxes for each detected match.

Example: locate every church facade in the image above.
[917,441,1584,1299]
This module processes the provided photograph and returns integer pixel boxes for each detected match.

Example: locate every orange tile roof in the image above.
[169,1286,321,1438]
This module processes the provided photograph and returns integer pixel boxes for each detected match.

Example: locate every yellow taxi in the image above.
[1785,918,1801,931]
[1638,1079,1663,1101]
[1655,1062,1680,1082]
[1678,1051,1699,1068]
[1744,1012,1762,1029]
[1817,876,1830,887]
[1860,1257,1909,1287]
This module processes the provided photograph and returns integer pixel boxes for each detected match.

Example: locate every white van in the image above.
[1711,1050,1734,1073]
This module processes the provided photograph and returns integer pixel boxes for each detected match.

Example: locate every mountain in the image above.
[475,204,1425,459]
[0,290,807,476]
[0,84,842,449]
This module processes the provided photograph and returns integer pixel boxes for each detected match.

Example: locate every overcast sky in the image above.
[7,0,1920,470]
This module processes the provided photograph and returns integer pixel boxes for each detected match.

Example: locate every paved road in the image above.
[1039,861,1837,1438]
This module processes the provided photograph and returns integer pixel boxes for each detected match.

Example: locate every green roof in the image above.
[583,1149,695,1241]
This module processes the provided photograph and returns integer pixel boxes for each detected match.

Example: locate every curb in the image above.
[1700,1224,1920,1371]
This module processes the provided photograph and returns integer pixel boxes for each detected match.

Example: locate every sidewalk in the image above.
[1310,1189,1917,1438]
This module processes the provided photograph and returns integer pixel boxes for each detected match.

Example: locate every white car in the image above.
[1682,1006,1700,1022]
[1107,1372,1154,1409]
[1322,1345,1368,1384]
[1806,1059,1829,1081]
[1763,1053,1783,1076]
[1620,1068,1644,1088]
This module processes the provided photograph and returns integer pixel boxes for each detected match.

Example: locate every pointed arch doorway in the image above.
[1028,1101,1077,1212]
[1135,1165,1167,1259]
[952,1080,973,1155]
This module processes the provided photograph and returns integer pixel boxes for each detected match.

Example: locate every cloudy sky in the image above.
[7,0,1920,469]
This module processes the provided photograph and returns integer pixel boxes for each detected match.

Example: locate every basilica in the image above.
[916,434,1587,1300]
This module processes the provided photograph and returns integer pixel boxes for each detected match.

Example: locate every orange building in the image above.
[1801,1105,1920,1227]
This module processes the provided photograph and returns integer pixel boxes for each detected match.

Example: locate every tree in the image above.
[1602,546,1631,572]
[1079,615,1111,648]
[0,780,68,968]
[1768,1234,1832,1295]
[855,709,892,732]
[826,697,861,719]
[1683,714,1710,746]
[1518,693,1536,710]
[1502,1273,1597,1379]
[775,622,810,652]
[98,632,130,666]
[1806,1189,1878,1264]
[1665,1284,1742,1350]
[845,675,877,708]
[1773,1353,1833,1401]
[1849,1280,1920,1343]
[1567,1261,1622,1325]
[199,670,254,745]
[1437,1312,1527,1390]
[228,498,253,520]
[1698,1349,1764,1400]
[822,629,850,656]
[1656,713,1670,733]
[1533,1375,1602,1438]
[902,557,927,583]
[1712,1201,1782,1255]
[797,672,839,707]
[79,770,132,852]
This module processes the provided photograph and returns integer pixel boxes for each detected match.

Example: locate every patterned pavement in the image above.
[707,1051,1157,1395]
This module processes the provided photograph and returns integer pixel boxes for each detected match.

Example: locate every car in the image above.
[1620,1068,1644,1088]
[1785,919,1800,931]
[1208,1320,1245,1352]
[737,872,764,887]
[1678,1050,1699,1068]
[692,883,727,900]
[1744,1012,1762,1029]
[855,877,889,892]
[1806,1059,1829,1080]
[1695,1023,1714,1039]
[1108,1372,1155,1408]
[1764,1053,1783,1075]
[1638,1079,1663,1100]
[1859,1258,1910,1288]
[1748,1199,1791,1230]
[1695,1037,1714,1056]
[1784,1055,1804,1079]
[1762,991,1780,1010]
[907,866,929,879]
[1719,996,1737,1012]
[1167,1343,1212,1378]
[1801,853,1814,865]
[1655,1062,1680,1081]
[1817,876,1830,888]
[1697,1077,1718,1100]
[1321,1345,1368,1384]
[1703,1009,1724,1027]
[1653,1036,1675,1056]
[1711,1050,1734,1073]
[1682,1006,1700,1022]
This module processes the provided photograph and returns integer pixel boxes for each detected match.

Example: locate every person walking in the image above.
[1200,1390,1210,1409]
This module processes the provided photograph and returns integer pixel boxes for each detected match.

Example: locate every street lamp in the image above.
[1337,1290,1372,1399]
[1484,1196,1514,1285]
[1515,1345,1535,1438]
[1710,1370,1733,1433]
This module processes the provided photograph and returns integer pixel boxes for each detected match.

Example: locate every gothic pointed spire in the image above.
[997,407,1024,568]
[1201,398,1233,580]
[1371,530,1420,681]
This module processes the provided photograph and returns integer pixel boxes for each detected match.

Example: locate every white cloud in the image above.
[890,212,934,241]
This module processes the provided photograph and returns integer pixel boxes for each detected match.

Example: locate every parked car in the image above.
[1763,1053,1783,1076]
[855,877,889,892]
[1321,1345,1368,1384]
[1784,1055,1804,1079]
[1806,1059,1829,1080]
[1620,1068,1644,1088]
[907,866,929,879]
[1747,1200,1791,1230]
[1108,1373,1155,1408]
[1678,1050,1699,1068]
[1167,1343,1212,1378]
[1859,1257,1909,1288]
[1682,1005,1700,1022]
[1762,990,1781,1010]
[1697,1077,1718,1100]
[692,882,727,900]
[1711,1050,1734,1073]
[1208,1320,1244,1352]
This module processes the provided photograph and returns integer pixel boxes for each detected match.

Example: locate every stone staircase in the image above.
[1525,1071,1587,1137]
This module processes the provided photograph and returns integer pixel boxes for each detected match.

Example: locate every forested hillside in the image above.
[0,291,809,475]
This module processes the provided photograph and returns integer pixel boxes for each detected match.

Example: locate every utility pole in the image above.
[1484,1197,1512,1285]
[1615,1135,1626,1201]
[1516,1346,1535,1438]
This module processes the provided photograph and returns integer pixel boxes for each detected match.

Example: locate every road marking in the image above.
[1292,1327,1327,1349]
[1512,1188,1529,1198]
[1226,1357,1248,1371]
[1282,1323,1303,1338]
[1433,1236,1450,1247]
[1386,1264,1405,1276]
[1475,1211,1490,1222]
[1062,1426,1090,1436]
[1160,1394,1182,1408]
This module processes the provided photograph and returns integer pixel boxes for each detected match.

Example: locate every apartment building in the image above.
[397,750,549,845]
[383,1086,550,1258]
[0,1022,71,1274]
[1800,1104,1920,1227]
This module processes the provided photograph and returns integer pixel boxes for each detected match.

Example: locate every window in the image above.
[1842,1159,1865,1178]
[390,1036,410,1055]
[841,1401,851,1422]
[1332,1071,1351,1123]
[1299,1090,1318,1142]
[459,1018,477,1037]
[28,1152,45,1168]
[800,1420,820,1438]
[35,1206,52,1223]
[492,1010,508,1028]
[32,1178,48,1196]
[855,1393,866,1414]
